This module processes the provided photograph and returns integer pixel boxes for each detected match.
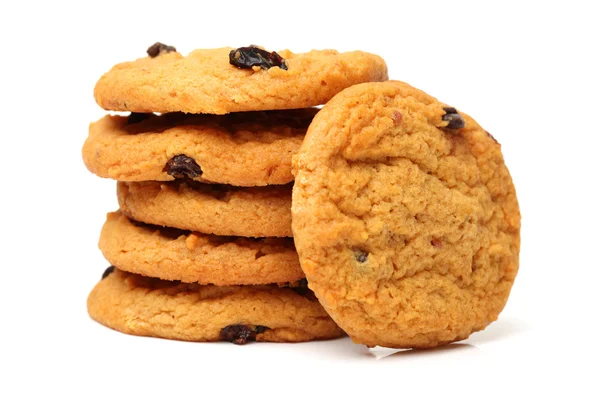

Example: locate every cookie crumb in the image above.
[185,234,199,251]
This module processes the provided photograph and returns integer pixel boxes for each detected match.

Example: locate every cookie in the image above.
[118,181,292,237]
[82,109,316,186]
[292,81,520,348]
[88,269,344,343]
[94,46,388,114]
[99,212,303,285]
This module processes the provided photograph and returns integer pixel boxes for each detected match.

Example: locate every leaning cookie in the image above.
[118,181,292,237]
[292,81,520,348]
[94,44,388,114]
[83,110,315,186]
[99,212,303,286]
[88,269,344,343]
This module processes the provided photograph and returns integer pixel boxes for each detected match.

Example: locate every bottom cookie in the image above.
[88,268,344,343]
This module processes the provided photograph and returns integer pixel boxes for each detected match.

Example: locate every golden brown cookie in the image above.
[292,81,520,348]
[82,109,316,186]
[99,212,303,285]
[94,46,388,114]
[118,181,292,237]
[88,269,344,343]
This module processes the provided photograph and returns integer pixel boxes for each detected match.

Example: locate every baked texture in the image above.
[99,212,303,285]
[292,81,520,348]
[82,110,316,186]
[118,181,292,237]
[94,47,388,114]
[88,269,343,343]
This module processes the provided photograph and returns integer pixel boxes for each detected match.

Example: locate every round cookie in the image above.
[118,181,292,237]
[94,46,388,114]
[99,212,303,285]
[292,81,520,348]
[82,109,316,186]
[88,269,344,343]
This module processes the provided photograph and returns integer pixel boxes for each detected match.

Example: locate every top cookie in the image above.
[94,45,388,114]
[292,81,520,349]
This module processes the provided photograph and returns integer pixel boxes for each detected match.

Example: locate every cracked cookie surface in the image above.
[292,81,520,348]
[83,109,316,186]
[118,181,292,237]
[88,269,344,343]
[99,212,303,285]
[94,47,388,114]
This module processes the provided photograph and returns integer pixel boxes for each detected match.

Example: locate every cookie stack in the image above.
[83,44,388,343]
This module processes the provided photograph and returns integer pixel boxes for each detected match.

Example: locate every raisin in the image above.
[147,42,177,58]
[431,239,443,249]
[254,326,269,334]
[354,249,368,263]
[220,325,269,344]
[229,46,288,70]
[101,266,115,280]
[392,111,403,126]
[442,107,465,129]
[164,155,203,179]
[127,113,151,124]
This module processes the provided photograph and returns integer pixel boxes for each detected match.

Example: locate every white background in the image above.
[1,1,599,399]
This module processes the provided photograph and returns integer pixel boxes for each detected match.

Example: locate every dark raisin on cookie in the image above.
[254,326,269,334]
[354,249,368,263]
[101,266,116,280]
[127,113,152,124]
[442,107,465,129]
[229,46,288,70]
[147,42,177,58]
[431,239,443,249]
[163,155,203,179]
[220,325,269,344]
